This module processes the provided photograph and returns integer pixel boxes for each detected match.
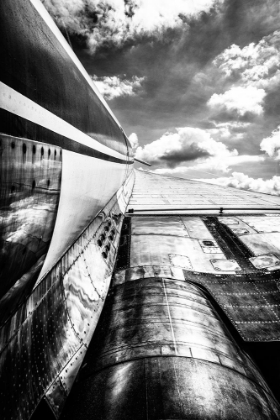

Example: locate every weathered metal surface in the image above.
[219,215,280,271]
[80,279,257,371]
[115,214,280,342]
[0,0,135,417]
[2,1,280,416]
[0,134,61,306]
[64,356,280,419]
[204,217,256,272]
[129,216,240,274]
[62,278,280,419]
[113,265,186,286]
[241,233,280,257]
[184,271,280,342]
[114,267,280,342]
[128,170,280,213]
[39,150,130,279]
[0,172,133,420]
[62,204,280,419]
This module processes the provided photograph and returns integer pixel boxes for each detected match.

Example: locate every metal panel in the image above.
[127,170,280,213]
[238,216,280,233]
[220,216,280,273]
[61,278,280,419]
[131,216,189,237]
[61,207,280,419]
[62,356,280,419]
[129,217,239,274]
[118,214,280,342]
[114,267,280,342]
[183,271,280,342]
[0,134,61,309]
[83,279,245,372]
[241,233,280,257]
[0,173,133,420]
[39,149,128,278]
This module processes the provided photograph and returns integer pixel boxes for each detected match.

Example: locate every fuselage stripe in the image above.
[0,82,131,162]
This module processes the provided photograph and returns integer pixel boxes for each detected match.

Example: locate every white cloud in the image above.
[206,31,280,128]
[128,133,139,151]
[191,154,265,173]
[207,121,250,142]
[153,166,193,175]
[260,126,280,160]
[42,0,218,52]
[213,31,280,90]
[209,125,231,140]
[92,75,144,100]
[135,127,237,168]
[203,121,252,146]
[208,86,266,116]
[136,127,265,175]
[200,172,280,196]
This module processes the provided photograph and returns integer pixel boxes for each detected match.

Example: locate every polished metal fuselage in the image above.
[0,0,133,418]
[2,1,280,419]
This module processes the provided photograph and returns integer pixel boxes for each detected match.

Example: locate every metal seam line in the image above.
[162,278,178,355]
[127,206,280,212]
[0,82,128,161]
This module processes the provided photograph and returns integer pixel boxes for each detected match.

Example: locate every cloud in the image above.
[208,86,266,116]
[42,0,218,53]
[135,126,237,168]
[205,29,280,146]
[213,31,280,90]
[199,172,280,196]
[152,154,265,175]
[42,0,280,184]
[206,121,251,143]
[128,132,139,151]
[260,126,280,160]
[190,154,265,173]
[92,75,144,100]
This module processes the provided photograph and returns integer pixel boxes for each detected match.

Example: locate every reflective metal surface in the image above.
[2,0,280,416]
[62,169,280,419]
[39,149,130,279]
[62,219,280,419]
[128,170,280,213]
[0,172,134,420]
[115,216,280,342]
[129,216,239,274]
[0,1,135,418]
[219,215,280,270]
[0,134,61,309]
[0,0,129,155]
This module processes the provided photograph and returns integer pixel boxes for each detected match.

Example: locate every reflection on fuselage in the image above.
[0,135,62,305]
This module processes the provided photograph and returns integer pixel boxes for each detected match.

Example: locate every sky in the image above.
[42,0,280,195]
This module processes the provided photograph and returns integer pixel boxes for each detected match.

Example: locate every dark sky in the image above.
[43,0,280,194]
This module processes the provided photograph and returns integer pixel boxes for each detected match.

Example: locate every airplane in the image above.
[1,1,280,419]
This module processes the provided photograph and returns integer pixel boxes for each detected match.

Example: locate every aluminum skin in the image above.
[1,0,280,418]
[0,0,134,418]
[0,0,128,155]
[0,172,134,420]
[62,232,280,419]
[0,135,62,308]
[62,171,280,419]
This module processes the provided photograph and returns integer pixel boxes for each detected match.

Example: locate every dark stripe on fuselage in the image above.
[0,109,133,164]
[0,0,129,157]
